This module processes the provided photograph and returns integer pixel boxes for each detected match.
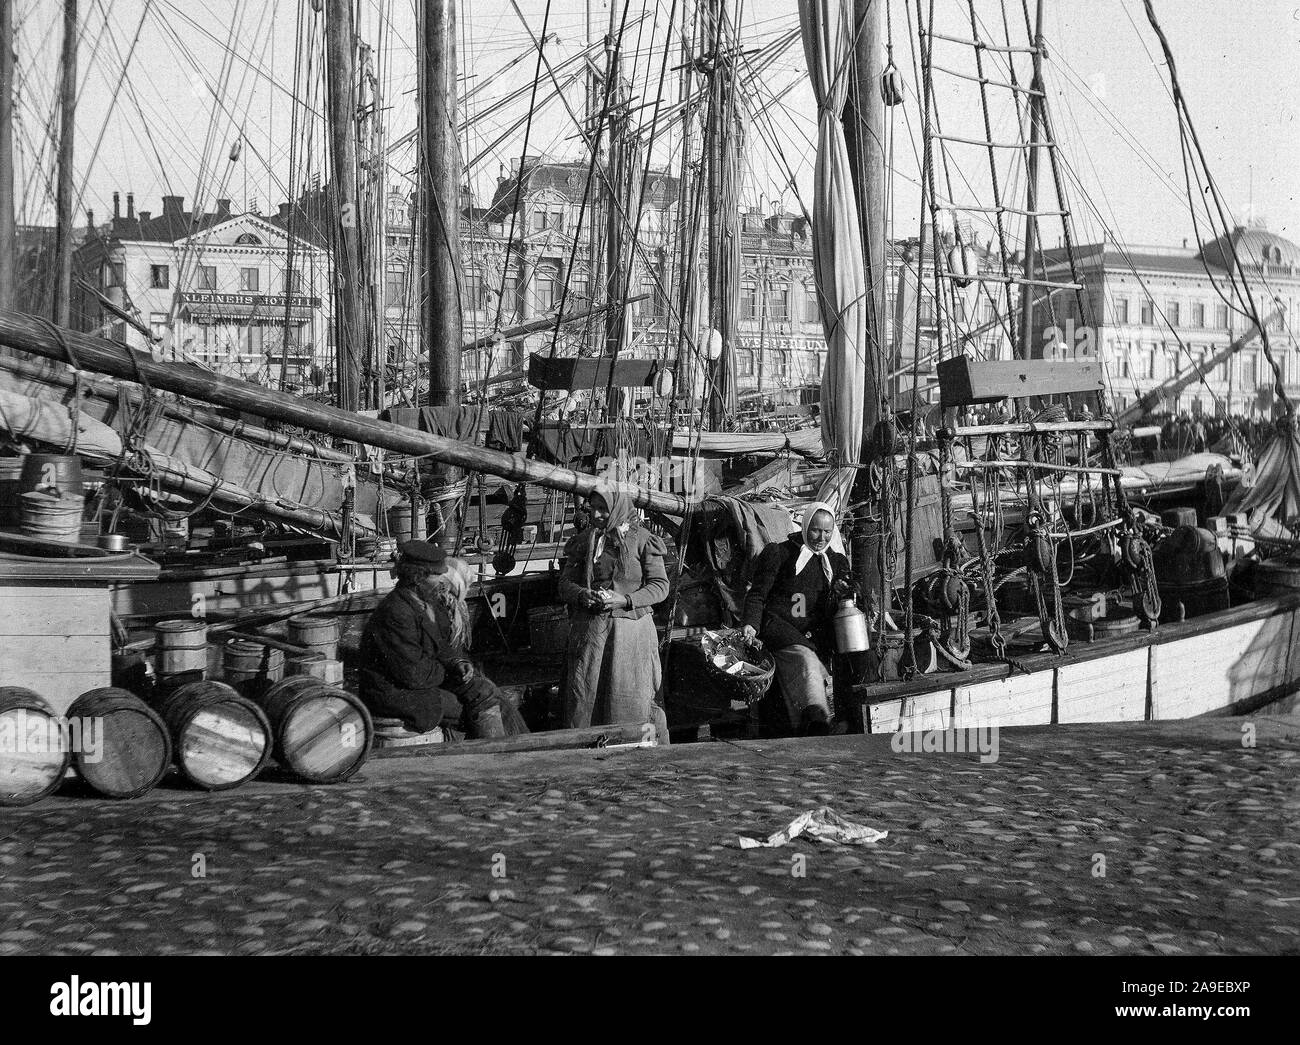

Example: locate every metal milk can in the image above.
[832,597,870,653]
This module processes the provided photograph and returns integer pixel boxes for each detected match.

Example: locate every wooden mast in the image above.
[1017,0,1046,361]
[0,0,15,311]
[418,0,463,407]
[51,0,77,326]
[324,0,367,412]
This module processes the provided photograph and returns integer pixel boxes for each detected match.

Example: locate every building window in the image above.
[385,271,406,308]
[501,275,519,321]
[568,270,590,304]
[1120,342,1132,379]
[240,267,259,292]
[149,313,169,344]
[918,293,937,328]
[150,265,170,289]
[1115,298,1129,324]
[1241,353,1258,390]
[1141,346,1157,381]
[197,265,217,291]
[737,349,755,377]
[766,284,789,322]
[1192,302,1205,328]
[1215,303,1230,330]
[282,269,302,295]
[242,323,263,357]
[804,351,822,381]
[535,263,560,313]
[804,288,820,323]
[1166,300,1180,327]
[774,351,789,379]
[1139,300,1153,325]
[741,280,759,321]
[234,233,263,246]
[464,270,483,310]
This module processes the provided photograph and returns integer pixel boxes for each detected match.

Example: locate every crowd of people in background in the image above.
[1155,413,1274,458]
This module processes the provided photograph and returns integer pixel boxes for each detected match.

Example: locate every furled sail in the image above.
[798,0,868,511]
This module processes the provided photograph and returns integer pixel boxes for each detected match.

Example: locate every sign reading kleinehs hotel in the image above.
[180,292,322,309]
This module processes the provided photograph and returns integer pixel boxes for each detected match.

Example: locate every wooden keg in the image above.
[155,619,208,678]
[0,687,70,806]
[256,677,373,784]
[223,639,285,694]
[20,491,85,544]
[286,613,341,660]
[66,687,171,799]
[157,680,272,791]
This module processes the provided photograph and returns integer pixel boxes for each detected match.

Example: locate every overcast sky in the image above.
[10,0,1298,255]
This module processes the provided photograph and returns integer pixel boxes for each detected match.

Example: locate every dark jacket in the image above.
[358,584,463,733]
[741,535,851,655]
[557,525,670,621]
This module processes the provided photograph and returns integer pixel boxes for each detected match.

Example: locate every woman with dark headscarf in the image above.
[558,483,670,739]
[741,502,851,735]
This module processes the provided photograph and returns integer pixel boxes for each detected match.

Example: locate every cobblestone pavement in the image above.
[1,718,1298,956]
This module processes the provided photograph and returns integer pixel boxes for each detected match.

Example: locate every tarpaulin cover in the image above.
[799,0,868,511]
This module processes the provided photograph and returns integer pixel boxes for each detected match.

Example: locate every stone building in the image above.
[72,193,332,387]
[1038,223,1300,418]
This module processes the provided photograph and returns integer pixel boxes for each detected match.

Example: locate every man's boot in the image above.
[799,705,831,737]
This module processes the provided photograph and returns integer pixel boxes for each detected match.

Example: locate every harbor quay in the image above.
[0,716,1296,957]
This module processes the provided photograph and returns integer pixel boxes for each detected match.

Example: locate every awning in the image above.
[527,353,658,390]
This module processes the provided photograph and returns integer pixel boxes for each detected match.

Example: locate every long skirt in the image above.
[772,645,832,727]
[563,611,668,742]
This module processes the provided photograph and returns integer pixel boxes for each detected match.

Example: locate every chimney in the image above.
[86,209,94,231]
[216,198,232,219]
[1182,237,1188,249]
[162,195,184,217]
[139,211,151,223]
[278,202,290,221]
[113,192,121,219]
[126,193,135,219]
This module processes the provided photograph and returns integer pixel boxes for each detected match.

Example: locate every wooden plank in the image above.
[1153,614,1296,719]
[1057,649,1148,723]
[527,354,658,390]
[0,588,108,635]
[2,634,109,674]
[895,689,953,733]
[954,672,1055,727]
[938,355,1106,407]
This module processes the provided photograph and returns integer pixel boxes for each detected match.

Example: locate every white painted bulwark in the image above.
[1057,649,1149,723]
[955,672,1054,728]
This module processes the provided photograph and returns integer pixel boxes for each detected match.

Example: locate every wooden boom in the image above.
[0,310,690,515]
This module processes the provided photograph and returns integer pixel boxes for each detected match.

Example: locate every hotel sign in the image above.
[182,292,321,309]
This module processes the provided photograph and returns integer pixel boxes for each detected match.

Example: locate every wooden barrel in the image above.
[286,613,341,660]
[157,680,272,791]
[288,657,345,685]
[66,687,171,799]
[0,687,70,806]
[1161,507,1198,528]
[385,499,427,542]
[155,619,208,677]
[223,639,285,687]
[0,456,24,526]
[20,490,85,544]
[19,453,83,499]
[257,677,373,784]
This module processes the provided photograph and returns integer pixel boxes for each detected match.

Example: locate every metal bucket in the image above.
[19,453,83,499]
[0,456,25,526]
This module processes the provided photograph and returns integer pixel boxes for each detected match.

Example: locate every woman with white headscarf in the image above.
[740,501,852,735]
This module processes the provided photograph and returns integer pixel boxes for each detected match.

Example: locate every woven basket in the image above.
[699,629,775,704]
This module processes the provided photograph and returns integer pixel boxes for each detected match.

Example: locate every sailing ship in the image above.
[0,0,1297,747]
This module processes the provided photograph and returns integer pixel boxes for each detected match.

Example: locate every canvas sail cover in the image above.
[1223,419,1300,533]
[799,0,868,510]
